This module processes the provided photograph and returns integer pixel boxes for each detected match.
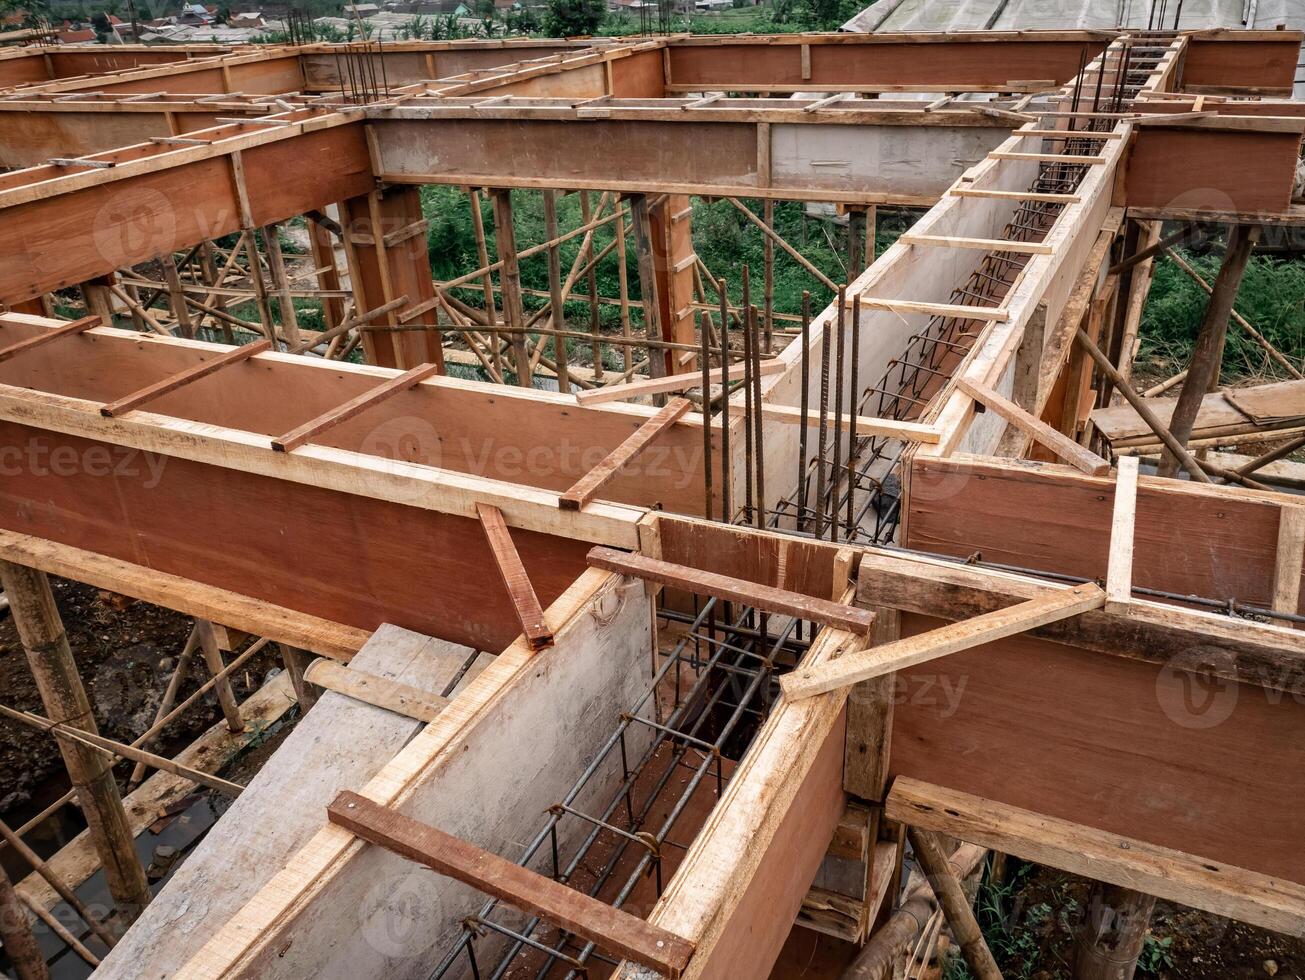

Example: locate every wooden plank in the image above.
[955,375,1109,475]
[950,186,1081,204]
[326,789,695,977]
[100,339,271,417]
[727,402,941,443]
[780,582,1107,700]
[271,361,442,453]
[852,297,1009,322]
[575,359,784,405]
[855,548,1305,695]
[900,233,1054,255]
[587,546,876,634]
[0,528,368,661]
[988,150,1107,164]
[476,502,553,651]
[560,397,692,510]
[1272,505,1305,617]
[303,658,450,723]
[886,777,1305,937]
[1106,456,1139,609]
[0,315,97,362]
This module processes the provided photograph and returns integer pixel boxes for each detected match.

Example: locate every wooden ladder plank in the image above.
[476,503,553,651]
[900,233,1054,256]
[0,316,98,364]
[988,151,1108,164]
[101,339,271,417]
[886,777,1305,938]
[780,582,1106,700]
[326,790,696,977]
[851,297,1009,323]
[954,376,1110,476]
[949,187,1081,204]
[587,546,876,635]
[575,359,784,406]
[271,361,441,453]
[560,397,692,510]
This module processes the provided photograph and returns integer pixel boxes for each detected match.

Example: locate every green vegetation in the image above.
[422,185,912,324]
[1140,248,1305,382]
[544,0,604,36]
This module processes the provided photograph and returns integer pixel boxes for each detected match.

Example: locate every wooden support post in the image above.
[1106,456,1139,611]
[1075,885,1158,980]
[489,188,533,386]
[305,218,345,336]
[906,826,1003,980]
[160,254,195,339]
[0,560,152,927]
[1158,224,1260,478]
[199,240,234,342]
[279,643,318,712]
[467,189,501,376]
[628,193,667,380]
[844,607,898,800]
[241,229,276,344]
[956,376,1110,475]
[580,190,603,381]
[781,582,1107,700]
[995,301,1048,458]
[847,206,866,279]
[0,864,49,980]
[194,619,244,734]
[342,187,441,371]
[476,503,553,651]
[0,814,120,949]
[327,790,695,977]
[1075,328,1213,484]
[261,223,300,348]
[587,546,876,634]
[560,397,693,510]
[79,275,115,327]
[651,193,697,374]
[542,190,571,394]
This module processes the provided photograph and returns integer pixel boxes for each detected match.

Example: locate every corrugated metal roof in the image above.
[843,0,1305,95]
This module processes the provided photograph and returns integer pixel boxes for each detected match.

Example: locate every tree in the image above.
[543,0,603,36]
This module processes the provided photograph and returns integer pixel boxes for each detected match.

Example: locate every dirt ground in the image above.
[0,578,280,825]
[973,862,1305,980]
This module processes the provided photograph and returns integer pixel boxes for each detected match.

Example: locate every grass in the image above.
[1139,247,1305,383]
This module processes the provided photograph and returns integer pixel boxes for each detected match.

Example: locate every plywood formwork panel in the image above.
[0,121,372,303]
[888,613,1305,884]
[0,320,717,514]
[1124,125,1304,214]
[907,454,1302,609]
[664,36,1107,90]
[1184,34,1303,94]
[0,419,593,652]
[95,625,489,979]
[177,568,657,980]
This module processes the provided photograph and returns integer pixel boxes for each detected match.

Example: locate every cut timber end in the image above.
[326,790,696,976]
